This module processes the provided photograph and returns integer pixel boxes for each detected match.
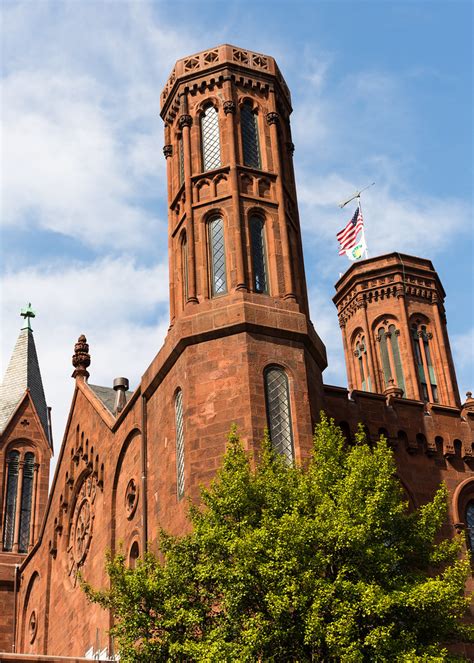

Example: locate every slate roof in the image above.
[0,327,49,438]
[88,384,133,415]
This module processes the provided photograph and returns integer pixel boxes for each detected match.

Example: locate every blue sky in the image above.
[1,0,473,456]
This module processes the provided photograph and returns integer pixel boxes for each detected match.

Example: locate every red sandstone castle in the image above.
[1,45,473,661]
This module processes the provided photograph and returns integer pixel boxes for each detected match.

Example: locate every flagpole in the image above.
[358,194,369,259]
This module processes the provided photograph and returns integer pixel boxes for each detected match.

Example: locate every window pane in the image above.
[3,451,20,551]
[209,218,227,296]
[201,106,221,171]
[241,104,261,168]
[466,501,474,551]
[378,328,391,386]
[175,390,185,499]
[19,453,35,553]
[250,216,268,293]
[389,325,406,395]
[264,368,294,463]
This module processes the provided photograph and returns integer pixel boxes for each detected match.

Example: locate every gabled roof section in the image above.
[89,383,133,414]
[0,324,49,438]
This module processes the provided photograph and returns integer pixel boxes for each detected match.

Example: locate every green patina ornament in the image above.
[20,302,36,330]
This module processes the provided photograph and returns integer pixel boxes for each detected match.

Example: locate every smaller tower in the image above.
[334,253,460,407]
[0,305,52,651]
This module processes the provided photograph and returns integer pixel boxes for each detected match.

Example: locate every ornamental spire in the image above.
[72,335,91,381]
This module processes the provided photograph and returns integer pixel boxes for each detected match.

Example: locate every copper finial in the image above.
[72,334,91,381]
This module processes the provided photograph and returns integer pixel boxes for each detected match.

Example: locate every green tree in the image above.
[84,416,472,662]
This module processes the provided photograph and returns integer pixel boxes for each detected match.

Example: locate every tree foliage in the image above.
[84,416,472,662]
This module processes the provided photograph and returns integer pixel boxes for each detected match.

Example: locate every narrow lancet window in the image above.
[175,389,185,500]
[181,233,188,304]
[178,137,185,186]
[354,337,371,391]
[388,324,406,394]
[241,103,261,169]
[208,217,227,296]
[264,367,294,463]
[201,105,221,171]
[411,322,438,402]
[250,216,268,293]
[3,450,20,551]
[18,452,35,553]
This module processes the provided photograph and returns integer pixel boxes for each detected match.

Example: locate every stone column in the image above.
[163,139,176,324]
[396,288,420,400]
[12,459,25,552]
[179,93,198,304]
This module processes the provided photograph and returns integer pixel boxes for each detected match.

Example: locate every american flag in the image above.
[337,206,364,255]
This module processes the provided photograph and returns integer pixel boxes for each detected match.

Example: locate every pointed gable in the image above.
[0,323,49,439]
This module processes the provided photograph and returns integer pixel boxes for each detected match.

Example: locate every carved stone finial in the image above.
[266,111,279,126]
[384,378,404,402]
[223,100,236,115]
[178,114,192,129]
[462,391,474,413]
[72,334,91,381]
[163,144,173,159]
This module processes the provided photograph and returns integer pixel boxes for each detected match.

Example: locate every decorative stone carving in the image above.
[125,478,139,520]
[178,114,192,129]
[72,335,90,380]
[163,144,173,159]
[66,474,97,587]
[266,111,279,126]
[28,610,37,644]
[223,100,236,115]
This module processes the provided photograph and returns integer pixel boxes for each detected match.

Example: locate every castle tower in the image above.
[160,44,310,322]
[333,253,460,407]
[0,305,52,651]
[138,45,328,514]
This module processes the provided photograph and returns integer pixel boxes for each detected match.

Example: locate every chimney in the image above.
[113,377,129,415]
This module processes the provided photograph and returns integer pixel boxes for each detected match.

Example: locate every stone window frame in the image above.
[351,329,371,392]
[206,213,228,298]
[174,388,185,501]
[179,229,189,307]
[248,210,269,295]
[239,99,262,169]
[409,314,438,403]
[200,103,222,172]
[2,442,39,553]
[373,316,406,396]
[263,364,295,464]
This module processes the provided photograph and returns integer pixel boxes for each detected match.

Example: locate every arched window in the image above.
[18,452,35,553]
[175,389,185,500]
[264,366,294,463]
[376,321,405,394]
[201,105,221,172]
[129,541,140,569]
[178,136,184,186]
[354,336,371,391]
[208,217,227,296]
[181,233,188,304]
[241,103,261,169]
[411,321,438,402]
[466,501,474,552]
[3,450,20,551]
[250,216,268,293]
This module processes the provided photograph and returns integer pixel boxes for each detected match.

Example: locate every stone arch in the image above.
[111,428,141,555]
[20,570,40,652]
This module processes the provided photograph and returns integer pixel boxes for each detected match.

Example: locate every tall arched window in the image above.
[377,322,405,394]
[18,452,35,553]
[181,233,188,304]
[250,215,268,293]
[411,321,438,402]
[3,450,20,551]
[241,103,261,169]
[201,105,221,172]
[354,336,371,391]
[264,366,294,463]
[175,389,185,500]
[208,217,227,296]
[466,501,474,552]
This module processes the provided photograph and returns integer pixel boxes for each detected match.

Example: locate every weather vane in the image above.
[338,182,375,208]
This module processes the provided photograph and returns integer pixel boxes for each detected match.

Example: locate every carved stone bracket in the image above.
[223,100,236,115]
[286,141,295,155]
[266,111,279,126]
[178,114,192,129]
[163,144,173,159]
